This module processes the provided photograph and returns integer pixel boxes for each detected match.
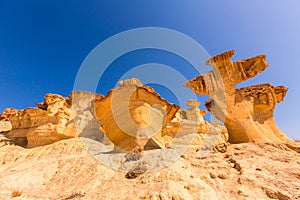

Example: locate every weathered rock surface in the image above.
[94,78,180,152]
[162,99,228,148]
[69,91,106,142]
[0,134,299,199]
[1,85,226,150]
[0,108,18,121]
[184,50,292,143]
[2,92,107,148]
[0,108,16,132]
[3,94,73,147]
[26,123,76,148]
[0,121,12,132]
[183,99,206,124]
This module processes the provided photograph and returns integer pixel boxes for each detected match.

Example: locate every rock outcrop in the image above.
[1,82,227,150]
[162,99,228,148]
[2,92,107,148]
[94,78,180,152]
[0,108,16,132]
[69,91,106,142]
[0,78,228,151]
[184,50,291,143]
[4,94,75,147]
[0,121,12,132]
[0,108,18,121]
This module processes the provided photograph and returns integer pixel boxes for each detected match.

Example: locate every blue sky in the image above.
[0,1,299,139]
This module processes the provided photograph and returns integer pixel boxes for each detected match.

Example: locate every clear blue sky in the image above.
[0,1,299,139]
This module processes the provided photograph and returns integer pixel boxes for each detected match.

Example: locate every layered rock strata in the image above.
[4,94,73,147]
[2,92,106,148]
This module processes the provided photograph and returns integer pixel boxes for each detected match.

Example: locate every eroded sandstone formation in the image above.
[1,92,107,148]
[0,121,12,132]
[0,108,16,132]
[0,108,18,121]
[94,78,180,152]
[1,80,228,150]
[184,50,291,143]
[162,99,228,148]
[69,91,107,142]
[3,94,73,147]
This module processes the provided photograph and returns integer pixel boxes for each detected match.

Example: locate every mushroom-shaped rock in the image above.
[184,50,292,143]
[183,99,206,124]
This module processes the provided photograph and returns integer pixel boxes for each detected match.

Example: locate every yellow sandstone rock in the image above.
[184,50,291,143]
[0,121,12,132]
[2,92,106,148]
[94,78,180,152]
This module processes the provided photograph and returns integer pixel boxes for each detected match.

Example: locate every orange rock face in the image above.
[0,108,16,132]
[94,78,180,152]
[0,108,18,121]
[4,94,73,147]
[184,50,291,143]
[2,92,106,148]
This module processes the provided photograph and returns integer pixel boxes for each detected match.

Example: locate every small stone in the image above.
[181,154,187,159]
[125,165,147,179]
[235,146,242,150]
[224,154,230,158]
[218,173,228,179]
[209,172,217,178]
